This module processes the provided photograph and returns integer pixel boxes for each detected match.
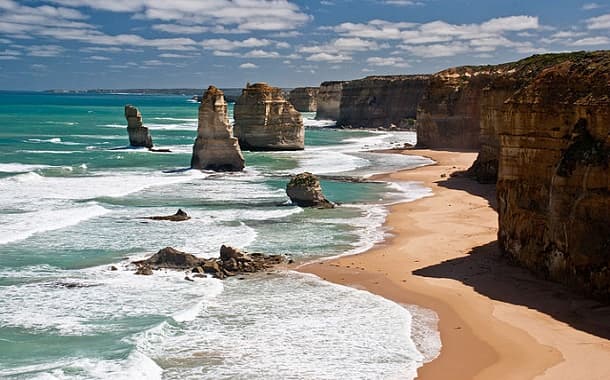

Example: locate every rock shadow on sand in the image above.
[414,240,610,340]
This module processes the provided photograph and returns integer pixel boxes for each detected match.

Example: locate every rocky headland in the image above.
[337,75,430,129]
[124,105,153,148]
[316,81,345,120]
[288,87,319,112]
[234,83,304,151]
[191,85,245,171]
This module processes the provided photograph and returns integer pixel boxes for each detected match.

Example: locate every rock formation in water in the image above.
[133,246,286,279]
[191,86,245,171]
[316,81,345,120]
[496,51,610,300]
[288,87,319,112]
[337,75,430,129]
[144,209,190,222]
[286,172,334,208]
[124,105,153,148]
[233,83,304,151]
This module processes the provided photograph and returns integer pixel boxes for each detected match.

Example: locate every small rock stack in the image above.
[286,172,334,209]
[124,105,153,148]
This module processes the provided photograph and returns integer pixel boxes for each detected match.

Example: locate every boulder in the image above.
[133,247,203,270]
[191,85,245,171]
[124,105,153,148]
[286,172,334,208]
[234,83,304,151]
[145,209,191,222]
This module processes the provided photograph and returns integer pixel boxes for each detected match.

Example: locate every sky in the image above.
[0,0,609,90]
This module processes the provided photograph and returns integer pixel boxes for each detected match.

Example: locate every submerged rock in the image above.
[124,105,153,148]
[286,172,334,208]
[191,86,245,171]
[234,83,304,151]
[144,209,191,222]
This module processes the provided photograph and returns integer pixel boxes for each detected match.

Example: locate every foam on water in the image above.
[0,203,109,245]
[0,163,52,173]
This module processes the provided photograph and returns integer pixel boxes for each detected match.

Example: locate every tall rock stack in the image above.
[288,87,319,112]
[233,83,304,151]
[337,75,430,129]
[496,51,610,300]
[124,105,153,148]
[316,81,345,120]
[191,86,245,171]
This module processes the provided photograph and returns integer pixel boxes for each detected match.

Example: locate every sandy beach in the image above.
[298,149,610,380]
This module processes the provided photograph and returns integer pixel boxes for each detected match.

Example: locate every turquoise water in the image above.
[0,92,438,379]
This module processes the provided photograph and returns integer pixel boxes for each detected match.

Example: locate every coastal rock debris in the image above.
[133,245,286,279]
[144,209,191,222]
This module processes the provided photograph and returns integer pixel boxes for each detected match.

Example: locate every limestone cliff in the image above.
[288,87,319,112]
[233,83,304,151]
[316,81,345,120]
[337,75,430,129]
[497,51,610,300]
[124,105,153,148]
[191,86,245,171]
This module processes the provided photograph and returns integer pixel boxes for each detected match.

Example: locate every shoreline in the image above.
[297,149,610,380]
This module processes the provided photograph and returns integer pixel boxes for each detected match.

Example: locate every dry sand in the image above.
[298,149,610,380]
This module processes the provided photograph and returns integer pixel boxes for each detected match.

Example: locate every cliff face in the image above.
[233,83,304,151]
[191,86,245,171]
[416,68,492,149]
[288,87,319,112]
[124,105,153,148]
[316,81,345,120]
[497,52,610,300]
[336,75,430,129]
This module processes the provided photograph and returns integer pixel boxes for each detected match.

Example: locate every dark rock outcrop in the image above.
[124,105,153,148]
[132,246,286,279]
[337,75,430,129]
[316,81,345,120]
[496,51,610,300]
[144,209,190,222]
[286,172,334,208]
[234,83,304,151]
[288,87,319,112]
[191,86,245,171]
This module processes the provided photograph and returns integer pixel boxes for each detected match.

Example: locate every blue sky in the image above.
[0,0,609,90]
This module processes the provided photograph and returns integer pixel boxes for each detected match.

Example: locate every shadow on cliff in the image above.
[436,171,498,211]
[414,241,610,340]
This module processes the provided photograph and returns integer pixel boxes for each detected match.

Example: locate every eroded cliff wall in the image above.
[316,81,345,120]
[289,87,319,112]
[336,75,430,129]
[234,83,304,151]
[497,52,610,300]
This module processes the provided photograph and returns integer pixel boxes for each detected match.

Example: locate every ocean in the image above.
[0,91,440,379]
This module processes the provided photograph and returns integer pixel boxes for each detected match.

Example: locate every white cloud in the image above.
[571,36,610,45]
[587,14,610,29]
[47,0,311,32]
[240,62,258,69]
[27,44,64,57]
[402,42,470,57]
[366,56,410,67]
[201,38,271,51]
[382,0,421,5]
[88,55,110,60]
[244,49,280,58]
[582,3,603,10]
[306,52,351,62]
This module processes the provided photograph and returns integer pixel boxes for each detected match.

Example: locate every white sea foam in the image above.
[26,138,82,146]
[304,118,336,128]
[0,163,51,173]
[0,203,109,245]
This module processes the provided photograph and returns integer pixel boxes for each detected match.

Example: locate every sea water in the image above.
[0,92,440,379]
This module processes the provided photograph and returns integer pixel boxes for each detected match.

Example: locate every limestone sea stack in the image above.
[496,51,610,300]
[316,81,345,120]
[191,86,245,171]
[233,83,304,151]
[124,105,153,148]
[286,172,334,209]
[337,75,430,129]
[288,87,319,112]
